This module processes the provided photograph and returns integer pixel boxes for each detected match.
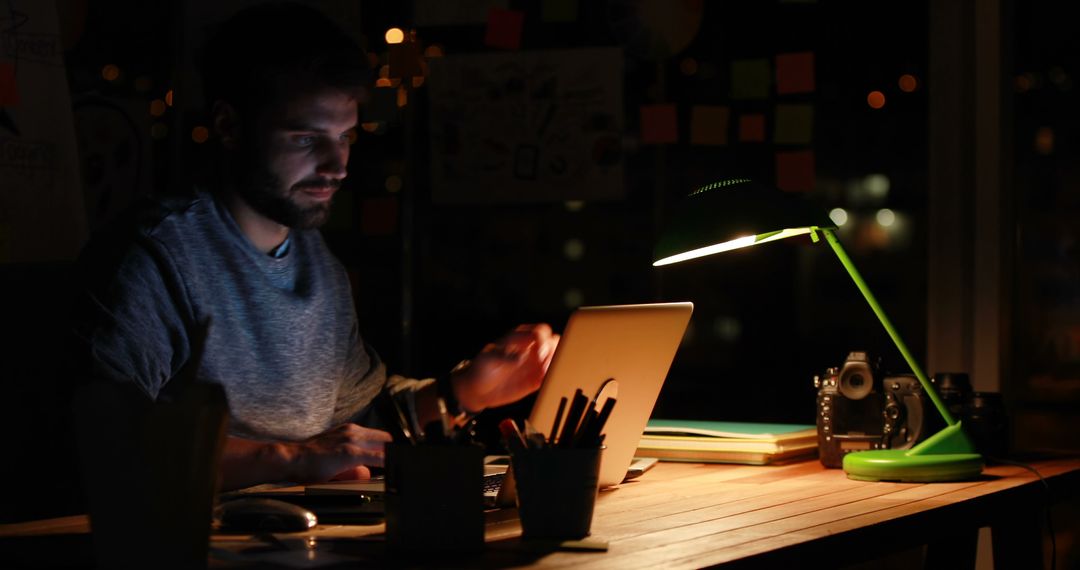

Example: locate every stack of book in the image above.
[636,419,818,465]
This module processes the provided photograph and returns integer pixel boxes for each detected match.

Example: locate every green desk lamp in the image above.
[653,178,983,482]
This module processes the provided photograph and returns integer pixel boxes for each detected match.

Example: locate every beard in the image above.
[235,167,338,230]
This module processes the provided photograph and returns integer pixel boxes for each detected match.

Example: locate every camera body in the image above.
[814,351,932,468]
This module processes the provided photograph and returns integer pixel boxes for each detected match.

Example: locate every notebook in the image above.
[636,420,818,465]
[301,302,694,508]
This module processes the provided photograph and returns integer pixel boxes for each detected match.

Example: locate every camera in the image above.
[932,372,1009,459]
[814,351,932,468]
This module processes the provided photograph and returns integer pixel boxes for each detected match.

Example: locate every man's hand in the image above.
[289,423,393,482]
[219,423,392,490]
[452,323,560,413]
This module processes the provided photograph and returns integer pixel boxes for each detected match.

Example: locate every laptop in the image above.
[521,301,693,488]
[295,302,694,512]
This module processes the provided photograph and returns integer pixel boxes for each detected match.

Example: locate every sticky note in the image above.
[689,105,729,145]
[640,104,678,144]
[0,63,19,107]
[776,150,815,192]
[485,8,525,50]
[738,113,766,143]
[542,0,578,22]
[773,103,813,144]
[730,58,770,100]
[775,51,815,95]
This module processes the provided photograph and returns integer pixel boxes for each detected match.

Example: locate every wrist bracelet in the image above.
[437,359,480,420]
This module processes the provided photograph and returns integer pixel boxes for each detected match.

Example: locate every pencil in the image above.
[549,396,568,445]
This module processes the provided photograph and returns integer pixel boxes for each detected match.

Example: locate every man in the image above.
[70,2,558,490]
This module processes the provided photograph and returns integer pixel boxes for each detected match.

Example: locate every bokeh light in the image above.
[876,208,896,227]
[385,175,403,193]
[1035,127,1054,154]
[191,126,209,143]
[385,28,405,44]
[680,57,698,76]
[867,90,886,109]
[563,239,585,261]
[101,64,120,81]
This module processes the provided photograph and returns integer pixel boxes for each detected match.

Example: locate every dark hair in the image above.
[198,2,370,119]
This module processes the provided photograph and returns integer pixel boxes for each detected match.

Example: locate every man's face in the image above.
[235,88,358,229]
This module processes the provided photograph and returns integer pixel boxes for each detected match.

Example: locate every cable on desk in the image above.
[986,457,1056,570]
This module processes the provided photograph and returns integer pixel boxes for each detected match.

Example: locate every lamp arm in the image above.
[816,228,958,427]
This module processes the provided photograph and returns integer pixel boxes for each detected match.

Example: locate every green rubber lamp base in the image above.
[843,423,984,482]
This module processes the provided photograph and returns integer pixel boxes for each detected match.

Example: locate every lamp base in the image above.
[842,423,984,483]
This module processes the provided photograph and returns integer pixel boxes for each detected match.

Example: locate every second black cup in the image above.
[511,447,602,540]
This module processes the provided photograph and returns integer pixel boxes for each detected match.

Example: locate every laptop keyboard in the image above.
[482,471,504,494]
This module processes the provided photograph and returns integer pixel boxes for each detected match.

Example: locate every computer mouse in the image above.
[214,497,318,533]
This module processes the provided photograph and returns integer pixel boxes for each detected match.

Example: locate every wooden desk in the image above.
[3,457,1077,568]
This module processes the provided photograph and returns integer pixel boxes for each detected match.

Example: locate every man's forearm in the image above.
[218,436,298,491]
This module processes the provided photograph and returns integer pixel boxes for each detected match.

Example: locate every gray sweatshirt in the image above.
[72,191,414,441]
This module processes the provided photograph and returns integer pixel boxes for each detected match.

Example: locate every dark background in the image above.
[2,2,1078,547]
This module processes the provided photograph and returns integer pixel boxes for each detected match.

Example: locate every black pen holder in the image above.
[385,443,485,554]
[511,446,603,540]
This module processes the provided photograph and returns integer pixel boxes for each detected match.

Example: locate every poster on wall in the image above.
[0,0,86,262]
[426,47,624,204]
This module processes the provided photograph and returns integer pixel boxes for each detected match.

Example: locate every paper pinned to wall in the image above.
[542,0,579,23]
[484,8,525,50]
[730,58,770,100]
[689,105,729,146]
[427,48,623,203]
[738,113,766,143]
[775,51,815,95]
[773,103,813,145]
[0,62,20,106]
[0,1,86,262]
[640,104,677,144]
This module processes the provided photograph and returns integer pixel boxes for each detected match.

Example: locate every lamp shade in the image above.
[654,178,836,266]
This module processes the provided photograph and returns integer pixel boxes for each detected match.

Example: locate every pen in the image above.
[388,392,417,445]
[558,389,587,448]
[549,396,568,445]
[585,397,617,447]
[572,406,598,448]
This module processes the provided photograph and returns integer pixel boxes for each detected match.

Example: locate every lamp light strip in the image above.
[653,228,813,266]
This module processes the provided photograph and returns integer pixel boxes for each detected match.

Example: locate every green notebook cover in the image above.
[644,419,816,441]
